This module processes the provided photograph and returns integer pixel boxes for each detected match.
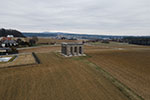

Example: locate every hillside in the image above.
[0,28,25,37]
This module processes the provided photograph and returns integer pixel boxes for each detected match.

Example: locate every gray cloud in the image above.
[0,0,150,36]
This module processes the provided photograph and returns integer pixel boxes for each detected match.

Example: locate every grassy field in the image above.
[37,38,83,44]
[19,45,60,53]
[89,41,150,49]
[25,37,83,45]
[87,49,150,100]
[0,54,36,68]
[0,52,130,100]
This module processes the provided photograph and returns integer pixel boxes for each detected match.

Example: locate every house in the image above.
[1,40,18,47]
[7,35,14,38]
[0,48,12,55]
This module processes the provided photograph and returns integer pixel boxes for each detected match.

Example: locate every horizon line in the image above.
[22,31,150,37]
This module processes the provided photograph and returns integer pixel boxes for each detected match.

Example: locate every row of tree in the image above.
[123,37,150,45]
[16,36,39,47]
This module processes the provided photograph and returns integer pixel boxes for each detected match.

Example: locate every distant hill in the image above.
[23,32,125,39]
[23,32,57,37]
[0,28,25,37]
[23,32,150,40]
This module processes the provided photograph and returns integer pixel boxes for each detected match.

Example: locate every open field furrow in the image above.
[91,57,148,98]
[87,49,150,100]
[92,56,147,84]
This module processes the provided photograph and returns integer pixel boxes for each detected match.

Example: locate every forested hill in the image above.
[0,28,25,37]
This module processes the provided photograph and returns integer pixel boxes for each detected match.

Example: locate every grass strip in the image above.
[32,52,40,64]
[8,55,17,62]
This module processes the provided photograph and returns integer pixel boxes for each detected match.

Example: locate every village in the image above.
[0,30,41,65]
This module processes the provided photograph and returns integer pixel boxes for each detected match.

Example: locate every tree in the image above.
[29,39,36,46]
[32,36,38,43]
[16,38,23,45]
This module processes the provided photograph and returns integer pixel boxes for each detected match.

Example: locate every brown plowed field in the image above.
[87,49,150,100]
[0,52,129,100]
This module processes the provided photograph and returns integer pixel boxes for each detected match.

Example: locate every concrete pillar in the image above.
[76,46,79,55]
[67,46,70,56]
[61,44,63,54]
[62,46,65,54]
[64,46,67,55]
[69,46,73,55]
[63,46,65,54]
[81,46,83,54]
[72,46,75,55]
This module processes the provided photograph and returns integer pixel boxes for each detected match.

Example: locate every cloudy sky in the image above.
[0,0,150,36]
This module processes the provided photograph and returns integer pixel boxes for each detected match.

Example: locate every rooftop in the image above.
[62,42,83,45]
[0,48,11,50]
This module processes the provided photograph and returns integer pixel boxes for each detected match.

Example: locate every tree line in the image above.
[123,37,150,45]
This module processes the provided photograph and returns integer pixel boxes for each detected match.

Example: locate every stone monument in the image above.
[61,43,85,57]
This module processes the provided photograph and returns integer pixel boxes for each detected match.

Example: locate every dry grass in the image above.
[19,46,60,53]
[36,38,83,44]
[0,52,129,100]
[89,41,150,49]
[0,54,36,68]
[87,49,150,100]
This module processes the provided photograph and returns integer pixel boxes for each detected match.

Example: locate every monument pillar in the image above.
[72,46,75,55]
[76,46,79,55]
[66,45,70,56]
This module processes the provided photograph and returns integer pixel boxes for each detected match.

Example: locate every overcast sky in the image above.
[0,0,150,36]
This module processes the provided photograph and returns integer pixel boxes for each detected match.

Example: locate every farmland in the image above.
[0,40,150,100]
[19,45,60,53]
[0,52,129,100]
[87,48,150,100]
[36,38,83,44]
